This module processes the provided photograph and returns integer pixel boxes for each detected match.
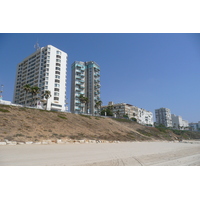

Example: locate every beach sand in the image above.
[0,141,200,166]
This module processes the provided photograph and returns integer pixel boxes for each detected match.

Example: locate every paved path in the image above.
[0,141,200,166]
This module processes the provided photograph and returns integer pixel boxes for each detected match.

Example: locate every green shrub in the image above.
[80,114,91,119]
[58,115,67,119]
[0,108,10,112]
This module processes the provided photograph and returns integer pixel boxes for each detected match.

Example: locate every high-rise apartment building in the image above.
[13,45,68,111]
[155,107,172,127]
[70,61,100,115]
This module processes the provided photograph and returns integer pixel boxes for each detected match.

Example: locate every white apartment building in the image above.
[13,45,68,111]
[189,122,200,131]
[138,108,154,126]
[171,114,189,130]
[101,102,154,126]
[70,61,101,115]
[155,107,172,127]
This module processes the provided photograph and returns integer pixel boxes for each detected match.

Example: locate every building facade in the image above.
[13,45,68,111]
[189,122,200,131]
[171,114,189,130]
[70,61,101,115]
[138,108,154,126]
[155,107,172,127]
[101,102,154,126]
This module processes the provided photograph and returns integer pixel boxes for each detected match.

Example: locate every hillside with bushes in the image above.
[0,104,200,143]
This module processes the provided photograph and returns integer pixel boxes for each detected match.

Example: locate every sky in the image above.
[0,33,200,122]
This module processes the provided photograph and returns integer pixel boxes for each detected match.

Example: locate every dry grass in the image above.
[0,104,183,142]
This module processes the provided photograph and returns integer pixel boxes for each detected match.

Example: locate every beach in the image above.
[0,141,200,166]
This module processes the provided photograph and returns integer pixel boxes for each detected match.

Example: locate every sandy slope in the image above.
[0,141,200,166]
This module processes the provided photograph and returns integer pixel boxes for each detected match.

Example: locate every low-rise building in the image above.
[101,102,153,126]
[171,114,189,130]
[189,122,200,131]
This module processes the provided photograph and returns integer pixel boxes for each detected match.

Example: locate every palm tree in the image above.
[95,100,102,115]
[30,86,40,107]
[78,94,89,114]
[23,84,31,107]
[43,90,51,110]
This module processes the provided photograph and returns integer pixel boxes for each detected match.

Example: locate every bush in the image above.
[0,108,10,112]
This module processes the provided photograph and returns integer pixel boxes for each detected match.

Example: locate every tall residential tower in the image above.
[13,45,68,111]
[155,107,172,127]
[70,61,101,115]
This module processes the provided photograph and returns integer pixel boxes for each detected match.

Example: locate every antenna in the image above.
[34,40,40,51]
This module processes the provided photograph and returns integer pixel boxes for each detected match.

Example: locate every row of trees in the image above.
[78,94,102,115]
[23,84,51,109]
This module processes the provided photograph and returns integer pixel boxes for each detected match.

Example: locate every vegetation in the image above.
[95,100,102,115]
[23,84,31,106]
[101,106,114,116]
[80,114,92,119]
[42,90,51,110]
[0,108,10,112]
[78,94,89,114]
[30,86,40,106]
[58,115,67,120]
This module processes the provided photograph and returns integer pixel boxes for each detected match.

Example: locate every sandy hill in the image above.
[0,104,198,143]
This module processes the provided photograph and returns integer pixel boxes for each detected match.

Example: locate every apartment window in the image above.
[46,73,49,76]
[48,47,51,51]
[55,75,60,79]
[55,83,60,87]
[55,71,60,75]
[56,59,61,63]
[56,63,61,66]
[56,51,61,55]
[56,55,61,59]
[45,81,48,85]
[55,79,60,83]
[54,92,59,96]
[54,88,59,91]
[45,86,48,89]
[54,97,59,100]
[56,67,60,71]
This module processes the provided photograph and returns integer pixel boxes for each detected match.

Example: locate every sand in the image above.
[0,141,200,166]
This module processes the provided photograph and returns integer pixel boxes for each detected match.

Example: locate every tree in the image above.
[95,100,102,115]
[30,86,40,107]
[78,94,89,114]
[23,84,31,107]
[43,90,51,110]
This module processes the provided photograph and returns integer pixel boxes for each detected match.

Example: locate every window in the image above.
[56,51,61,55]
[56,67,60,71]
[45,81,48,85]
[55,79,60,83]
[55,71,60,75]
[55,75,60,79]
[54,97,59,100]
[54,92,59,96]
[54,88,59,91]
[56,63,60,66]
[56,59,61,63]
[55,83,60,87]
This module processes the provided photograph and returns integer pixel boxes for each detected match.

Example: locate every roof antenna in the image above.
[34,39,40,51]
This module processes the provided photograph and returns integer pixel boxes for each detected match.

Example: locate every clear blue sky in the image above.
[0,33,200,122]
